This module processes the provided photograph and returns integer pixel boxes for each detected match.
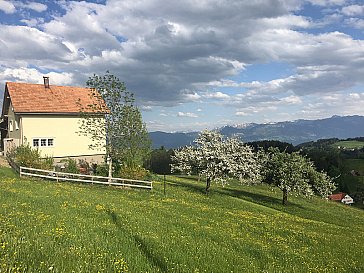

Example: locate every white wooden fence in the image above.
[19,166,153,190]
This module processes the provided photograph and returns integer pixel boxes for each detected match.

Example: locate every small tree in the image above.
[78,72,151,181]
[263,147,336,205]
[172,130,260,193]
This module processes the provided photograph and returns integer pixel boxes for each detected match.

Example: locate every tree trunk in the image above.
[205,177,211,194]
[108,156,112,185]
[282,188,288,205]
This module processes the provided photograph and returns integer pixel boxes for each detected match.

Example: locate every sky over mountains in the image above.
[0,0,363,132]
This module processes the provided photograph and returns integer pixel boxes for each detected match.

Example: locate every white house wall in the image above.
[21,115,106,159]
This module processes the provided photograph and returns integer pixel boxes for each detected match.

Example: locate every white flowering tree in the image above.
[172,130,261,193]
[262,147,336,205]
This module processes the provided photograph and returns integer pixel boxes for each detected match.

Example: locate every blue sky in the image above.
[0,0,364,132]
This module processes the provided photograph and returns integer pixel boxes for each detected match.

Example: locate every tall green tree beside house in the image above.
[78,72,151,180]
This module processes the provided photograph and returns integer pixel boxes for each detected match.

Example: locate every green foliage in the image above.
[333,140,364,149]
[94,163,109,177]
[60,158,79,174]
[78,72,151,177]
[7,144,54,170]
[248,140,296,153]
[146,146,173,174]
[117,165,150,180]
[116,104,151,168]
[0,168,363,272]
[263,147,336,205]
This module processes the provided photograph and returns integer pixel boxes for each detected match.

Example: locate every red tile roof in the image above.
[329,192,346,201]
[6,82,108,114]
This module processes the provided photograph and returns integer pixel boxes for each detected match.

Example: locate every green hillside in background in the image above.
[1,167,363,272]
[332,140,364,150]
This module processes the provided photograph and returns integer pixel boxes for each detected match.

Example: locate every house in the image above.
[328,192,354,205]
[1,77,108,163]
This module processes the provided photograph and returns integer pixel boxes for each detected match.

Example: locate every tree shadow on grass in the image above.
[167,177,306,210]
[218,187,306,210]
[106,209,168,273]
[166,177,207,195]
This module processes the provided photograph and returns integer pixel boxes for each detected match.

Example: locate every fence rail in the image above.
[17,166,152,190]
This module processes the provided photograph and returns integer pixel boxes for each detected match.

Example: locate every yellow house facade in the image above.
[1,77,107,163]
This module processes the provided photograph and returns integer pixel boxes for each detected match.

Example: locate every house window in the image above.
[9,120,13,132]
[33,138,54,147]
[33,139,39,147]
[15,120,19,130]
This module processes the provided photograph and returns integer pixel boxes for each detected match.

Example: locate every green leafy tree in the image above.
[263,147,336,205]
[78,72,151,181]
[116,104,151,169]
[146,146,173,175]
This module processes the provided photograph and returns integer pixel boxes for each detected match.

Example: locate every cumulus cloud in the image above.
[140,105,152,112]
[0,1,16,14]
[344,18,364,29]
[16,1,47,12]
[307,0,346,6]
[0,67,73,86]
[177,112,198,118]
[203,91,230,100]
[0,0,364,127]
[342,5,364,16]
[0,25,74,63]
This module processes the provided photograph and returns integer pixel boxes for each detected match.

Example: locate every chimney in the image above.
[43,76,50,88]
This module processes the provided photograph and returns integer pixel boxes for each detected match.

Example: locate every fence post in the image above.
[19,166,22,177]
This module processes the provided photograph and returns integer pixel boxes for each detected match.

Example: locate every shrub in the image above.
[60,158,79,174]
[118,165,150,180]
[94,163,109,177]
[7,144,53,170]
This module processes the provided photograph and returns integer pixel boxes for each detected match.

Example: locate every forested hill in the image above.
[150,115,364,149]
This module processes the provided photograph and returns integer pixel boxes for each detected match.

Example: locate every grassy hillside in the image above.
[332,140,364,149]
[1,167,364,272]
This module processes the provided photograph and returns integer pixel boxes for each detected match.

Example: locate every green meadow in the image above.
[1,167,364,272]
[332,140,364,149]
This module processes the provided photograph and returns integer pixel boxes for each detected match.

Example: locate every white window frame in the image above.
[32,138,55,148]
[9,120,13,132]
[15,120,19,130]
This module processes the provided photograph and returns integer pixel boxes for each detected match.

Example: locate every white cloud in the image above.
[0,1,16,13]
[307,0,346,6]
[0,25,75,63]
[281,95,302,104]
[140,105,152,111]
[344,18,364,29]
[0,0,364,130]
[235,111,250,116]
[20,18,44,27]
[203,91,230,99]
[177,112,198,118]
[0,67,73,86]
[342,5,364,16]
[16,1,47,12]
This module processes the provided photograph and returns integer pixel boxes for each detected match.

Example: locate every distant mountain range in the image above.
[149,115,364,149]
